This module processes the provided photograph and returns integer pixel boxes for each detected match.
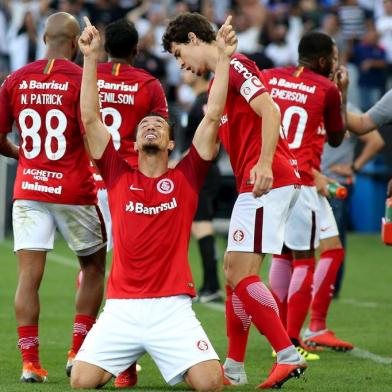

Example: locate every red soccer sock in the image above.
[310,248,345,332]
[18,325,40,367]
[287,258,315,341]
[225,285,251,362]
[234,275,292,353]
[269,254,293,328]
[71,314,96,354]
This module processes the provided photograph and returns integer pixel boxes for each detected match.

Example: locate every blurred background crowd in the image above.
[1,0,392,231]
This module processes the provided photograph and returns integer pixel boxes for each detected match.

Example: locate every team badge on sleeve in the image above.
[240,76,265,102]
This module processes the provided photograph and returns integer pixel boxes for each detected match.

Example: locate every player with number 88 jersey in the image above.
[0,12,107,382]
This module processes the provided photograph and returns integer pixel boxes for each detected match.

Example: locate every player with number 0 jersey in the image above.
[263,32,346,354]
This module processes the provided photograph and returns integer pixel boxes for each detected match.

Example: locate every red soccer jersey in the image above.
[95,141,210,299]
[92,63,168,190]
[214,53,300,193]
[0,59,96,205]
[263,66,344,186]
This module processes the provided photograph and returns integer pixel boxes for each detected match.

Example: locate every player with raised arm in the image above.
[70,16,235,391]
[262,32,346,357]
[0,12,106,382]
[163,12,306,389]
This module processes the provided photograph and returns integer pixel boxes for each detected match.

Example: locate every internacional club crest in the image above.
[233,229,245,243]
[196,340,209,351]
[157,178,174,194]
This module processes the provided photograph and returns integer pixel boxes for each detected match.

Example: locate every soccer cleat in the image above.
[66,349,76,377]
[303,329,354,352]
[298,338,324,352]
[257,362,307,389]
[272,346,320,361]
[222,362,248,386]
[114,363,138,388]
[195,290,223,303]
[20,362,48,383]
[296,346,320,361]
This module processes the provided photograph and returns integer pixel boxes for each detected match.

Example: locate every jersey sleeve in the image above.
[148,79,168,118]
[323,85,344,134]
[0,77,15,133]
[176,144,211,191]
[367,89,392,127]
[229,55,268,103]
[94,138,129,188]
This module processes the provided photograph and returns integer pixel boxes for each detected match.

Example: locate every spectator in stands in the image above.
[350,23,387,111]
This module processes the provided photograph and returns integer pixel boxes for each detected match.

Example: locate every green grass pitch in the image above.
[0,234,391,391]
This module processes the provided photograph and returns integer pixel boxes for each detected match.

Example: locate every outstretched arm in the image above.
[192,16,237,161]
[79,17,110,159]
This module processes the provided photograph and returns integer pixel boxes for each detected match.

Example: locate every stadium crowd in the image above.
[0,0,392,390]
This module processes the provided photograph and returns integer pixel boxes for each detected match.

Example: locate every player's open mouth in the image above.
[145,133,157,140]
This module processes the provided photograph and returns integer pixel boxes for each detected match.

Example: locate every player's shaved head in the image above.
[44,12,80,45]
[43,12,80,60]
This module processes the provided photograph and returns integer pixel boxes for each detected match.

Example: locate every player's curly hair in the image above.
[162,12,215,53]
[104,19,138,59]
[298,32,335,61]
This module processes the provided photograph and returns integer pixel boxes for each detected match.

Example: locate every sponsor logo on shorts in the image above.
[196,340,209,351]
[157,179,174,194]
[233,229,245,243]
[125,198,177,215]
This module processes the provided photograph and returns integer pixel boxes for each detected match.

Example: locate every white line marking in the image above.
[350,348,392,365]
[340,298,381,309]
[199,302,392,365]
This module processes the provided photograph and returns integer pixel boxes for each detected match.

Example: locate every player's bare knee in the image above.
[186,361,223,392]
[192,372,223,391]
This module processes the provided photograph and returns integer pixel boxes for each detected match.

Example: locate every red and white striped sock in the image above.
[269,254,293,327]
[310,248,345,332]
[18,325,40,367]
[287,258,315,341]
[235,275,292,353]
[225,285,251,362]
[71,314,96,353]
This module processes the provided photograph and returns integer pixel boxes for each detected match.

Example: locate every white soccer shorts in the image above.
[75,296,219,385]
[227,185,300,254]
[97,188,113,251]
[284,186,320,251]
[318,195,339,240]
[13,199,107,256]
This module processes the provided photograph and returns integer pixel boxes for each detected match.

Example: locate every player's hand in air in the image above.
[334,65,349,95]
[249,162,273,198]
[216,15,237,57]
[79,17,101,58]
